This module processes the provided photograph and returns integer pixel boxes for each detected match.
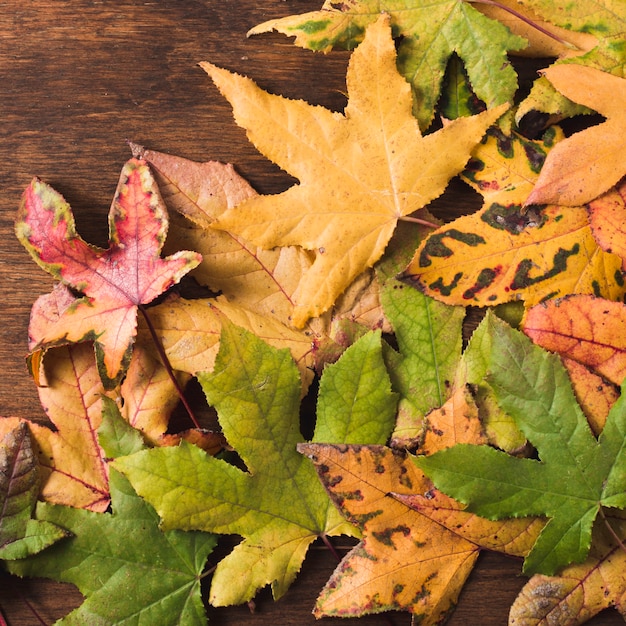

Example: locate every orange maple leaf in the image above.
[526,65,626,206]
[298,388,542,621]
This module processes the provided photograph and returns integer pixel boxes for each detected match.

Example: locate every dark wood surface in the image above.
[0,2,622,625]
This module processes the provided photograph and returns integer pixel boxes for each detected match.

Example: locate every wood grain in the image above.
[0,2,622,624]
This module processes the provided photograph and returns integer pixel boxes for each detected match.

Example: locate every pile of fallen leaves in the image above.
[3,1,626,624]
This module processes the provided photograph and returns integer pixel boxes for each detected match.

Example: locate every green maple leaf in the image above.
[113,321,398,606]
[416,313,626,576]
[249,0,526,128]
[0,422,67,560]
[380,279,465,447]
[8,405,216,625]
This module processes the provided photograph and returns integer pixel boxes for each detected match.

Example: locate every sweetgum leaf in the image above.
[515,0,626,124]
[524,295,626,387]
[526,66,626,206]
[509,511,626,625]
[416,313,626,575]
[0,423,67,560]
[405,125,626,307]
[380,279,464,447]
[204,15,507,326]
[298,398,541,620]
[7,408,216,625]
[113,322,397,606]
[16,158,202,388]
[26,343,111,512]
[249,0,526,129]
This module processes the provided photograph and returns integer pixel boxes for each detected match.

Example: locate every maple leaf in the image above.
[298,394,542,621]
[7,406,216,625]
[0,422,67,560]
[15,158,202,388]
[14,342,111,512]
[203,15,508,326]
[526,66,626,206]
[132,144,315,328]
[509,511,626,625]
[248,0,526,129]
[514,0,626,123]
[473,0,596,60]
[113,322,397,606]
[404,125,626,306]
[417,313,626,575]
[587,178,626,260]
[135,146,386,377]
[523,294,626,387]
[380,279,465,447]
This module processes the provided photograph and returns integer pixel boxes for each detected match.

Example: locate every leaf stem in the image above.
[599,507,626,557]
[398,215,439,228]
[137,304,201,429]
[468,0,579,50]
[320,533,342,562]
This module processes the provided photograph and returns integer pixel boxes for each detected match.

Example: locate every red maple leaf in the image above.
[16,158,202,388]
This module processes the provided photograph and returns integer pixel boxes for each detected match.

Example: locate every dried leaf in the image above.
[136,145,315,327]
[509,513,626,625]
[299,405,540,620]
[587,178,626,259]
[30,343,111,512]
[405,126,625,306]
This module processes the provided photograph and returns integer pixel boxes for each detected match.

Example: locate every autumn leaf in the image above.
[587,178,626,260]
[523,294,626,386]
[25,343,111,512]
[404,125,626,306]
[526,66,626,206]
[380,279,465,447]
[203,15,507,326]
[114,322,397,606]
[15,158,202,388]
[249,0,525,129]
[473,0,596,60]
[298,400,541,621]
[514,0,626,123]
[417,313,626,575]
[561,357,619,437]
[135,146,384,376]
[7,406,216,625]
[133,144,315,327]
[509,512,626,625]
[0,423,67,561]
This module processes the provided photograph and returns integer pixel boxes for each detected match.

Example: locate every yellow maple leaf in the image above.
[201,14,506,327]
[405,127,625,306]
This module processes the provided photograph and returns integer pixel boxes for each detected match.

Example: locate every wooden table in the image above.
[0,2,622,625]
